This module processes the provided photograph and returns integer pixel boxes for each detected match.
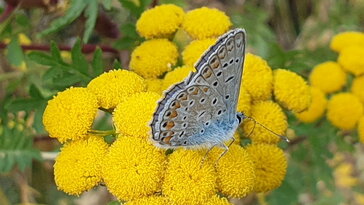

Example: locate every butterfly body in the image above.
[151,28,246,149]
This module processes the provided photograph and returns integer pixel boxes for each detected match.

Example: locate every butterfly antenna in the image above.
[245,116,290,143]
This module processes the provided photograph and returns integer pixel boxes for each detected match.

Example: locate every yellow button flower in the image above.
[334,163,358,188]
[182,38,216,66]
[87,69,146,109]
[330,31,364,52]
[162,66,196,91]
[130,39,179,79]
[243,101,287,144]
[273,69,311,112]
[182,7,232,39]
[338,46,364,76]
[210,145,255,198]
[102,136,166,201]
[162,149,217,204]
[309,61,347,94]
[358,117,364,144]
[237,86,251,116]
[136,4,185,39]
[351,76,364,104]
[327,93,364,130]
[295,87,327,123]
[205,195,232,205]
[246,144,287,193]
[242,53,273,101]
[146,78,163,94]
[113,92,161,138]
[43,87,98,143]
[124,196,171,205]
[54,135,108,195]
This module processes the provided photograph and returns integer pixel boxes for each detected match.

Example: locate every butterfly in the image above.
[151,28,246,150]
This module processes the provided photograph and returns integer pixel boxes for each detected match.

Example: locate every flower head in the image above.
[43,87,98,143]
[351,76,364,104]
[182,38,216,66]
[242,53,273,101]
[358,117,364,144]
[130,39,179,79]
[205,195,232,205]
[87,69,146,109]
[327,93,364,130]
[309,61,347,94]
[146,78,163,94]
[330,31,364,52]
[102,136,166,201]
[237,86,251,116]
[162,149,217,204]
[162,66,196,91]
[182,7,232,39]
[136,4,185,39]
[338,46,364,76]
[113,92,161,138]
[124,196,171,205]
[243,101,287,144]
[295,87,327,123]
[273,69,311,112]
[54,135,108,195]
[246,144,287,193]
[210,145,255,198]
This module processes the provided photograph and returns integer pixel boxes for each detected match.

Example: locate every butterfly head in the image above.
[236,112,246,124]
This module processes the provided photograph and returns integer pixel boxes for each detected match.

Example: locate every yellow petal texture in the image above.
[237,86,252,116]
[136,4,185,39]
[43,87,98,143]
[246,144,287,193]
[54,135,108,195]
[338,46,364,76]
[243,101,287,144]
[162,149,217,204]
[210,145,255,198]
[182,7,232,39]
[205,195,232,205]
[309,61,347,94]
[327,93,364,130]
[273,69,311,112]
[87,69,146,109]
[351,76,364,104]
[113,92,161,138]
[130,39,179,78]
[162,66,196,91]
[242,53,273,101]
[124,196,171,205]
[182,38,216,66]
[295,87,328,123]
[102,137,166,201]
[358,117,364,144]
[146,78,163,94]
[330,31,364,52]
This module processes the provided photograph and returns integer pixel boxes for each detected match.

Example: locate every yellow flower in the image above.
[162,66,196,91]
[351,76,364,104]
[124,196,171,205]
[54,135,108,195]
[327,93,363,130]
[43,87,98,143]
[243,101,287,144]
[87,69,146,109]
[354,193,364,205]
[237,86,251,116]
[358,116,364,144]
[246,144,287,193]
[136,4,185,39]
[295,87,327,123]
[309,61,347,94]
[162,149,217,204]
[130,39,179,79]
[102,136,166,201]
[182,38,216,66]
[273,69,311,112]
[209,145,255,198]
[338,46,364,76]
[334,163,358,188]
[330,31,364,52]
[113,92,161,138]
[205,195,232,205]
[182,7,232,39]
[146,78,163,94]
[242,53,273,101]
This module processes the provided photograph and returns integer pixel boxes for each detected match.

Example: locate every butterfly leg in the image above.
[200,144,218,168]
[214,136,235,167]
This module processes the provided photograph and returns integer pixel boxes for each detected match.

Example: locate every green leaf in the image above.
[92,48,104,76]
[83,0,98,43]
[121,23,138,37]
[29,84,44,99]
[6,37,24,67]
[28,51,59,66]
[107,201,121,205]
[5,98,46,112]
[102,0,113,10]
[50,41,63,63]
[118,0,152,17]
[71,39,89,75]
[113,60,122,69]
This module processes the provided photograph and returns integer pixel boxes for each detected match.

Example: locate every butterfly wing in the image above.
[151,29,246,148]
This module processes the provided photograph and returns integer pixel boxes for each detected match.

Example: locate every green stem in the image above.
[88,129,115,136]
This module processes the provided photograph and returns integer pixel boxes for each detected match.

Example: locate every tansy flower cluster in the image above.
[296,31,364,143]
[41,4,315,204]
